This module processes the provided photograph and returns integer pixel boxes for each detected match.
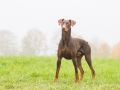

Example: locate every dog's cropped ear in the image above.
[69,20,76,26]
[58,19,64,25]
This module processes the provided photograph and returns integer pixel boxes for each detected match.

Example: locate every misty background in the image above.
[0,0,120,58]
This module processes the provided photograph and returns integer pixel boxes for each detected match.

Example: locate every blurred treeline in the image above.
[0,29,120,58]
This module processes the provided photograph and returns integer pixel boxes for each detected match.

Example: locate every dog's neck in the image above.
[61,28,71,47]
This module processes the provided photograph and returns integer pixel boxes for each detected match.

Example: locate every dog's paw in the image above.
[53,78,57,83]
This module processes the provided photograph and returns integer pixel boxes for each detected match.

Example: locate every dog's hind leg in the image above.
[85,54,95,79]
[77,54,84,81]
[72,57,79,82]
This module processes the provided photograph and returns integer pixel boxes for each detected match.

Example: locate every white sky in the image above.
[0,0,120,47]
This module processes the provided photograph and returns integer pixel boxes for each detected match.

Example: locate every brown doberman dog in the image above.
[53,19,95,82]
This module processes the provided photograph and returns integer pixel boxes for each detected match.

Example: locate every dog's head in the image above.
[58,19,76,32]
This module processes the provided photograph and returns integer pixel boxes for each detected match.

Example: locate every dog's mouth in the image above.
[62,29,69,32]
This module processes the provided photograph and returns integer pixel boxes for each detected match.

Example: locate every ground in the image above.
[0,56,120,90]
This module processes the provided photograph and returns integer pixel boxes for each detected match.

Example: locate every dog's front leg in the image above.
[72,57,79,82]
[53,57,62,82]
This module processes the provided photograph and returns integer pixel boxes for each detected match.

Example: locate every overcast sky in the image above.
[0,0,120,47]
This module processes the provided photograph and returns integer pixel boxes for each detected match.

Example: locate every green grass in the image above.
[0,56,120,90]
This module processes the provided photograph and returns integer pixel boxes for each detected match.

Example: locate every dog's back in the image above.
[72,38,91,55]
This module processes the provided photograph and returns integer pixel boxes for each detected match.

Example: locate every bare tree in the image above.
[21,29,46,56]
[50,30,61,55]
[90,37,106,57]
[97,43,111,58]
[111,41,120,58]
[89,42,98,57]
[90,41,111,58]
[91,37,102,48]
[0,30,18,55]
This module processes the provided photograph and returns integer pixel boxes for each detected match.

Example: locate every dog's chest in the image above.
[61,47,72,59]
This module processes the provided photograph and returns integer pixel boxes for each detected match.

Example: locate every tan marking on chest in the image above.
[59,47,72,59]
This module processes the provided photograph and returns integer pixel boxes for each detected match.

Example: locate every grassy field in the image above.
[0,56,120,90]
